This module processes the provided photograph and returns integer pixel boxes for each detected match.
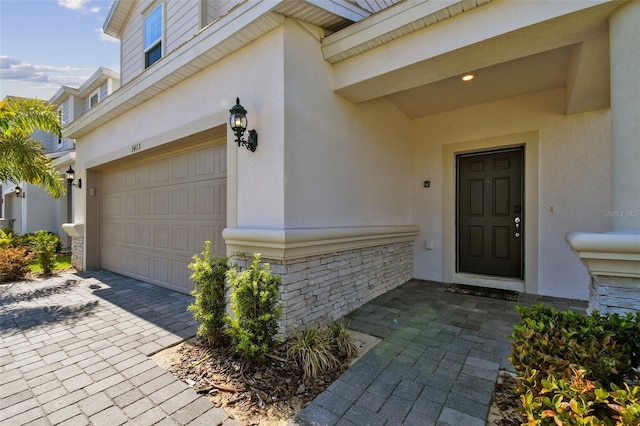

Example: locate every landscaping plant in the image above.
[27,230,60,274]
[330,319,358,360]
[226,254,282,364]
[288,324,339,379]
[0,246,35,282]
[187,241,229,347]
[510,304,640,425]
[0,228,20,248]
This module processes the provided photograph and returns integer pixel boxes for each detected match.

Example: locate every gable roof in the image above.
[49,67,120,105]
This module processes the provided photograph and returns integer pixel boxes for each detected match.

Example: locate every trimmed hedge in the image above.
[510,304,640,425]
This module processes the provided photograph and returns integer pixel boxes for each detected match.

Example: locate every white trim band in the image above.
[223,225,420,261]
[566,231,640,278]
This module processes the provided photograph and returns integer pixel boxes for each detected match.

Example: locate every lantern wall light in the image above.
[14,186,25,198]
[229,98,258,152]
[66,166,82,189]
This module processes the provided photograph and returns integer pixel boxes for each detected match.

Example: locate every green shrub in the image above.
[510,304,640,425]
[226,254,282,364]
[0,246,35,282]
[288,324,338,379]
[22,231,61,253]
[27,230,60,274]
[0,228,20,248]
[187,241,229,347]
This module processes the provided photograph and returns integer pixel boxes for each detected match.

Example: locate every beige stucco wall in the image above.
[281,19,413,229]
[74,26,286,268]
[410,88,611,300]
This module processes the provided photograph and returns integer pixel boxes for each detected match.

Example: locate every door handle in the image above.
[515,217,521,238]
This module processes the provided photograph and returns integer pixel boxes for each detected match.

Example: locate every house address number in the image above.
[131,143,141,153]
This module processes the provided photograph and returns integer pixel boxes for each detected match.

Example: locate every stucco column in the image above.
[566,2,640,314]
[609,0,640,230]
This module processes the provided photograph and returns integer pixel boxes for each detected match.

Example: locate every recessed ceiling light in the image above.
[462,74,474,82]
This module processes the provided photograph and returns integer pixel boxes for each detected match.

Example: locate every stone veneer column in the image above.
[62,223,84,272]
[567,1,640,314]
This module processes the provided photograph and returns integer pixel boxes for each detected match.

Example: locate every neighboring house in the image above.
[1,68,120,249]
[1,96,75,248]
[63,0,639,332]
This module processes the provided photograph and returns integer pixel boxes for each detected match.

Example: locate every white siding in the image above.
[120,1,150,85]
[166,1,200,52]
[99,82,109,102]
[73,97,84,120]
[219,0,243,17]
[61,98,72,124]
[204,0,219,26]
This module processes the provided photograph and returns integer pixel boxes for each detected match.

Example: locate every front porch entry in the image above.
[457,148,524,279]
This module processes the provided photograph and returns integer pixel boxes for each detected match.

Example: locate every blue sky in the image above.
[0,0,120,100]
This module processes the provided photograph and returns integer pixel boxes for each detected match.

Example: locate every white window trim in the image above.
[143,2,164,68]
[57,107,64,144]
[89,90,100,109]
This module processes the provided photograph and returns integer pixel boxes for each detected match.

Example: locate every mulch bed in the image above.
[156,336,351,426]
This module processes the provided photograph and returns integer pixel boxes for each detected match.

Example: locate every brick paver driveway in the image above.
[0,271,240,426]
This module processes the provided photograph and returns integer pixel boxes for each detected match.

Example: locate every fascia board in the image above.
[323,0,612,63]
[49,86,78,105]
[305,0,370,22]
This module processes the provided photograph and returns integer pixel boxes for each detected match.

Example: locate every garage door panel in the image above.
[154,191,170,215]
[101,247,122,270]
[100,140,226,294]
[102,221,123,244]
[103,194,123,217]
[171,261,189,290]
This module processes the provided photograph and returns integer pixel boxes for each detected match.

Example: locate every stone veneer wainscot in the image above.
[224,226,420,336]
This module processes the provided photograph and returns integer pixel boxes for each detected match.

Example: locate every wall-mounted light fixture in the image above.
[65,166,82,189]
[14,185,25,198]
[229,98,258,152]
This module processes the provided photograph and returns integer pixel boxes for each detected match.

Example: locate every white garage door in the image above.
[100,141,226,294]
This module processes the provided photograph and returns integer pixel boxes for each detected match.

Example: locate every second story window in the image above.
[90,91,99,109]
[57,108,63,144]
[144,4,163,69]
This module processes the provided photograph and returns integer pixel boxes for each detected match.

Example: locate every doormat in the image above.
[446,283,519,301]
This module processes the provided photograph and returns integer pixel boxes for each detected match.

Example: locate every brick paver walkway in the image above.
[0,271,241,426]
[294,280,587,426]
[1,272,587,426]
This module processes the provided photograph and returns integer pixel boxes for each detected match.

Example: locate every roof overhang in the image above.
[104,0,369,37]
[71,0,368,139]
[324,0,619,117]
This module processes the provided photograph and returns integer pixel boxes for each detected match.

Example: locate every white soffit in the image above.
[347,0,404,14]
[322,0,493,63]
[275,0,369,31]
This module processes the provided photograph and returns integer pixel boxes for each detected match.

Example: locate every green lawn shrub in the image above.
[0,246,35,282]
[22,231,62,253]
[27,230,60,274]
[0,228,20,248]
[226,253,282,364]
[187,241,229,347]
[510,304,640,425]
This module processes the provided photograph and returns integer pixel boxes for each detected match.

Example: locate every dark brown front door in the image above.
[457,148,523,278]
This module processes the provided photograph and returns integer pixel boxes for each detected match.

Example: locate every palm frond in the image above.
[0,129,66,198]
